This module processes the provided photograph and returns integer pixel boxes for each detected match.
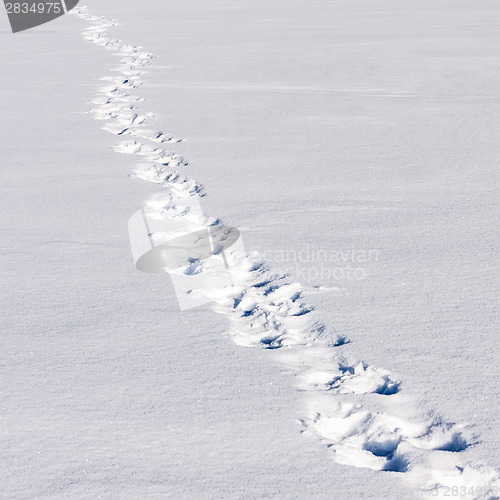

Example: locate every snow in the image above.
[1,1,499,499]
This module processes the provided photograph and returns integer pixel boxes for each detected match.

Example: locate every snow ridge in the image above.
[72,7,499,499]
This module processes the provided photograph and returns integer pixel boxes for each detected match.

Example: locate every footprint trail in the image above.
[72,7,499,499]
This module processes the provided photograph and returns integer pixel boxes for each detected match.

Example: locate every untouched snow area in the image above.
[1,1,499,499]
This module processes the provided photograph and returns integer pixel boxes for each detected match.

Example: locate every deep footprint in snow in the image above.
[300,398,471,473]
[296,362,401,395]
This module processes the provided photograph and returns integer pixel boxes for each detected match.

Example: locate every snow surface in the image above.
[1,1,499,499]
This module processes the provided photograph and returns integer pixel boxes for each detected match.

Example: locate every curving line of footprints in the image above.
[72,7,499,499]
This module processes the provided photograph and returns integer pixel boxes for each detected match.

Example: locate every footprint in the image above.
[328,362,401,395]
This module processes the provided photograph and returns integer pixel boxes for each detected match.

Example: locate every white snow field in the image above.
[1,1,499,499]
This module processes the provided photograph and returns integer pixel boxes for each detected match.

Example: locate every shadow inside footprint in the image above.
[364,438,401,458]
[260,337,283,349]
[383,453,409,473]
[436,432,469,452]
[332,336,351,347]
[363,438,408,472]
[375,379,401,396]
